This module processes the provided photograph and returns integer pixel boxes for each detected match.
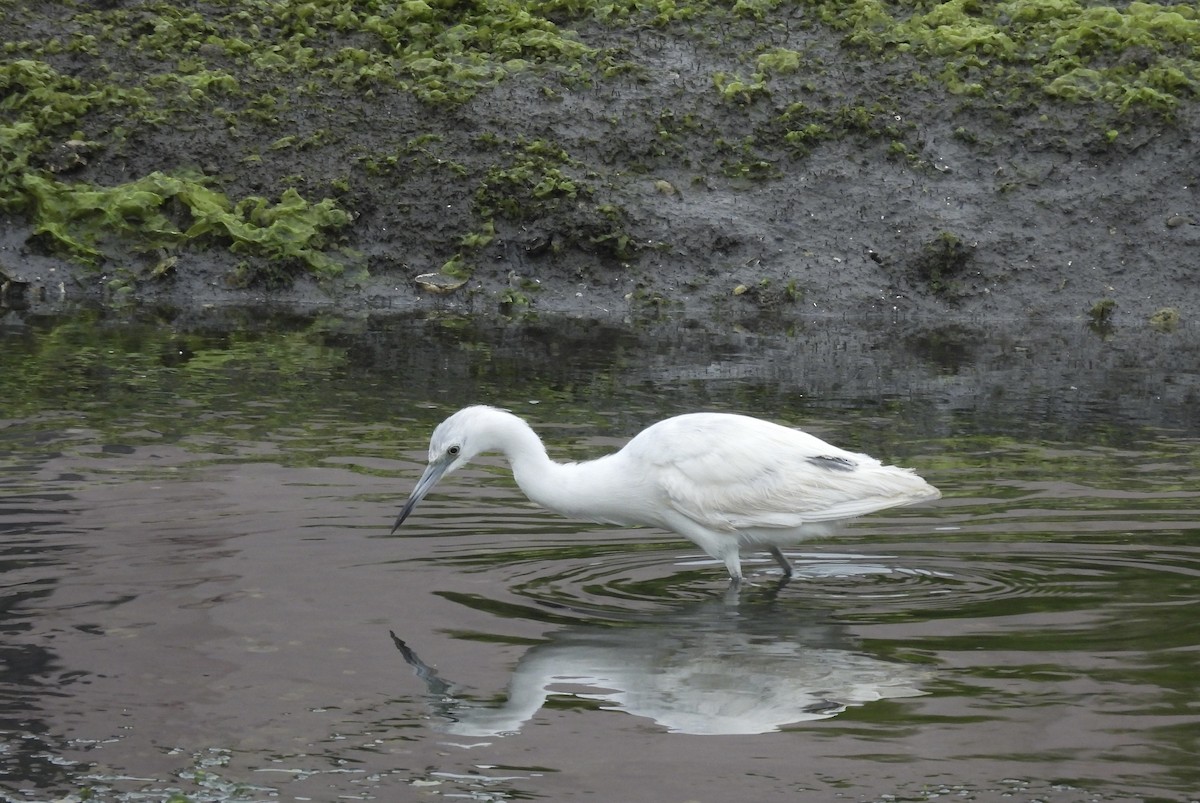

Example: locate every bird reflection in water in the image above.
[392,594,930,736]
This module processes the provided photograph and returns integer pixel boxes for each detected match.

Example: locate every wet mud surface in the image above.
[1,2,1198,325]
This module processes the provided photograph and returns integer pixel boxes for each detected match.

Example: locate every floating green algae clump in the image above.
[21,172,351,277]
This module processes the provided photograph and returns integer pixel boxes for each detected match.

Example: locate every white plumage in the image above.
[393,405,940,582]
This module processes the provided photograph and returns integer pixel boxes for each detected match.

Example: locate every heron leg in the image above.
[722,551,744,584]
[768,546,794,578]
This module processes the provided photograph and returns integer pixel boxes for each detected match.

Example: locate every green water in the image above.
[1,309,1198,802]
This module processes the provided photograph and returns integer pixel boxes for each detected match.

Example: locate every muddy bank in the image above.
[1,1,1198,326]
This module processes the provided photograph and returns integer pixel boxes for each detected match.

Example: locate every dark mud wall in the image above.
[2,1,1197,325]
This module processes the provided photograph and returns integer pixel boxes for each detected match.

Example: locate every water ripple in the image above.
[412,521,1200,630]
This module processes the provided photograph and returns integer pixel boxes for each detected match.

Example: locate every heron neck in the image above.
[481,411,546,484]
[492,413,614,521]
[499,419,563,503]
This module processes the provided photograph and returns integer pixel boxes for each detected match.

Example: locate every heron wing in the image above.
[628,413,936,532]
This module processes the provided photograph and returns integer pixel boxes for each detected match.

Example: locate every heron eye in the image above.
[448,445,460,456]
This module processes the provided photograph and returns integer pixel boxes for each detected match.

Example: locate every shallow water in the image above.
[2,310,1198,802]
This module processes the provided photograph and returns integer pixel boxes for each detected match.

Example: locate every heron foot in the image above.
[767,546,794,578]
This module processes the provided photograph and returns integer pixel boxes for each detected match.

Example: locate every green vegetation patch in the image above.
[1,0,605,283]
[0,59,146,206]
[771,101,912,155]
[818,0,1200,111]
[3,0,1199,295]
[479,139,634,255]
[1,55,350,282]
[22,171,352,279]
[475,139,583,221]
[62,0,599,104]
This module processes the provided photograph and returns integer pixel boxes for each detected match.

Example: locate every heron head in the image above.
[391,407,498,533]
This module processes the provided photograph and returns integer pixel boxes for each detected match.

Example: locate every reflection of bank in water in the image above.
[393,594,930,736]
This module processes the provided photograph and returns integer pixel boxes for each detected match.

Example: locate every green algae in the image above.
[1,0,615,283]
[475,142,582,222]
[1149,306,1181,331]
[817,0,1200,111]
[713,70,769,103]
[7,1,1200,123]
[1089,296,1118,324]
[464,138,634,275]
[2,0,1198,293]
[0,59,141,208]
[769,100,915,160]
[72,0,598,104]
[22,171,351,280]
[1,56,350,282]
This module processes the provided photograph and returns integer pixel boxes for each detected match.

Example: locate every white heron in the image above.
[392,405,940,582]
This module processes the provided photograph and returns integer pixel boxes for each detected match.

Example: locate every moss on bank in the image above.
[831,0,1200,112]
[23,171,352,275]
[1,0,1196,294]
[1,57,352,283]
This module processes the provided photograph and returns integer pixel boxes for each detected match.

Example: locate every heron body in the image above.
[394,405,940,582]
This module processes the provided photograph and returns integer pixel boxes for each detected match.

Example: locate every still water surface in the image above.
[1,310,1198,802]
